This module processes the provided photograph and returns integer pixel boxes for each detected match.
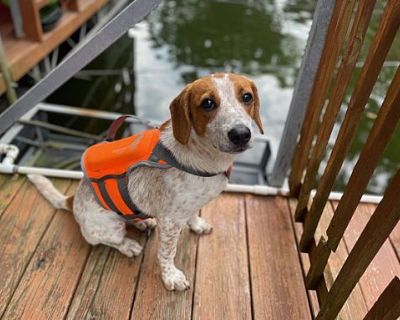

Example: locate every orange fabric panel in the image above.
[83,129,160,180]
[91,182,111,210]
[103,179,133,215]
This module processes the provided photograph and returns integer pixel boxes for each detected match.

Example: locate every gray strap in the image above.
[122,211,150,221]
[117,177,147,217]
[98,180,121,213]
[98,178,151,220]
[150,143,224,178]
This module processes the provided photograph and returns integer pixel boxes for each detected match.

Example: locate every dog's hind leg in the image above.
[79,214,143,258]
[74,194,143,258]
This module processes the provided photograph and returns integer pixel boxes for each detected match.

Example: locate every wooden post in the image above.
[66,0,80,11]
[18,0,43,41]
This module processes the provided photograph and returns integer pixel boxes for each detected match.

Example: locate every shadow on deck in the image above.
[0,175,399,319]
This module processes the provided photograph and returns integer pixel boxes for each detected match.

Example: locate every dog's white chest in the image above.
[164,171,227,214]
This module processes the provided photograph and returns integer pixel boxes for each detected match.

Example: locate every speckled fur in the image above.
[28,73,263,291]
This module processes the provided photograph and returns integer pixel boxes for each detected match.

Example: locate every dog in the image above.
[28,72,264,291]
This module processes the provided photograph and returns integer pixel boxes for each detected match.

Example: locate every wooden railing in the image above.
[289,1,400,319]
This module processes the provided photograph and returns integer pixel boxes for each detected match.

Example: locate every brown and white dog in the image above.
[28,73,264,291]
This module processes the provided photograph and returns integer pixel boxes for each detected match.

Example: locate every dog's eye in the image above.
[242,93,253,104]
[201,98,216,111]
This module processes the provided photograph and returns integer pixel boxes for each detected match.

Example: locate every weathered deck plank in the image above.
[83,249,142,319]
[65,246,110,320]
[0,174,397,319]
[193,194,252,320]
[131,226,197,320]
[338,203,400,309]
[319,202,368,319]
[2,183,90,320]
[0,175,25,219]
[67,227,146,320]
[247,196,311,319]
[0,179,71,318]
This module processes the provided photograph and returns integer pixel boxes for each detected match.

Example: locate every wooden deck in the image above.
[0,174,399,319]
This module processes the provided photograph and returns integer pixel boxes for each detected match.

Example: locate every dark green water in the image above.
[47,0,399,195]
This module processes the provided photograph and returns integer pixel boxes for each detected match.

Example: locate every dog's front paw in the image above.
[189,216,213,235]
[162,267,190,291]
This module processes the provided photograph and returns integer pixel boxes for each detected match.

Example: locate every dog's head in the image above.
[169,73,264,153]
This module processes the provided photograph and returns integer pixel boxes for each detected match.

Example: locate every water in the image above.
[47,0,399,195]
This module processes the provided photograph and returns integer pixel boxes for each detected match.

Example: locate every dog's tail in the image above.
[27,174,73,212]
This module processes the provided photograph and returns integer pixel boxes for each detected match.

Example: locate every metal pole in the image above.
[0,0,162,136]
[268,0,336,187]
[9,0,24,38]
[0,35,17,104]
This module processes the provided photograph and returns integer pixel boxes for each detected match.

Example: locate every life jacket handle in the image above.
[105,115,132,142]
[105,115,157,142]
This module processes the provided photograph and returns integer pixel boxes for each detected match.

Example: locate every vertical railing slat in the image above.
[305,237,330,289]
[295,0,377,225]
[303,0,400,237]
[287,0,400,316]
[288,0,356,197]
[326,66,400,251]
[316,169,400,320]
[363,277,400,320]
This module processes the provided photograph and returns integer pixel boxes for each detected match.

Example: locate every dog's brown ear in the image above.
[251,82,264,134]
[170,87,191,144]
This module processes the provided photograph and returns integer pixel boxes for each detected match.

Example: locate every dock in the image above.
[0,0,108,96]
[0,174,398,319]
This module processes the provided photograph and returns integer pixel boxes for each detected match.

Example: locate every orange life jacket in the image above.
[81,116,232,221]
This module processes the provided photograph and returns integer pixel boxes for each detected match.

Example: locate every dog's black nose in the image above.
[228,125,251,146]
